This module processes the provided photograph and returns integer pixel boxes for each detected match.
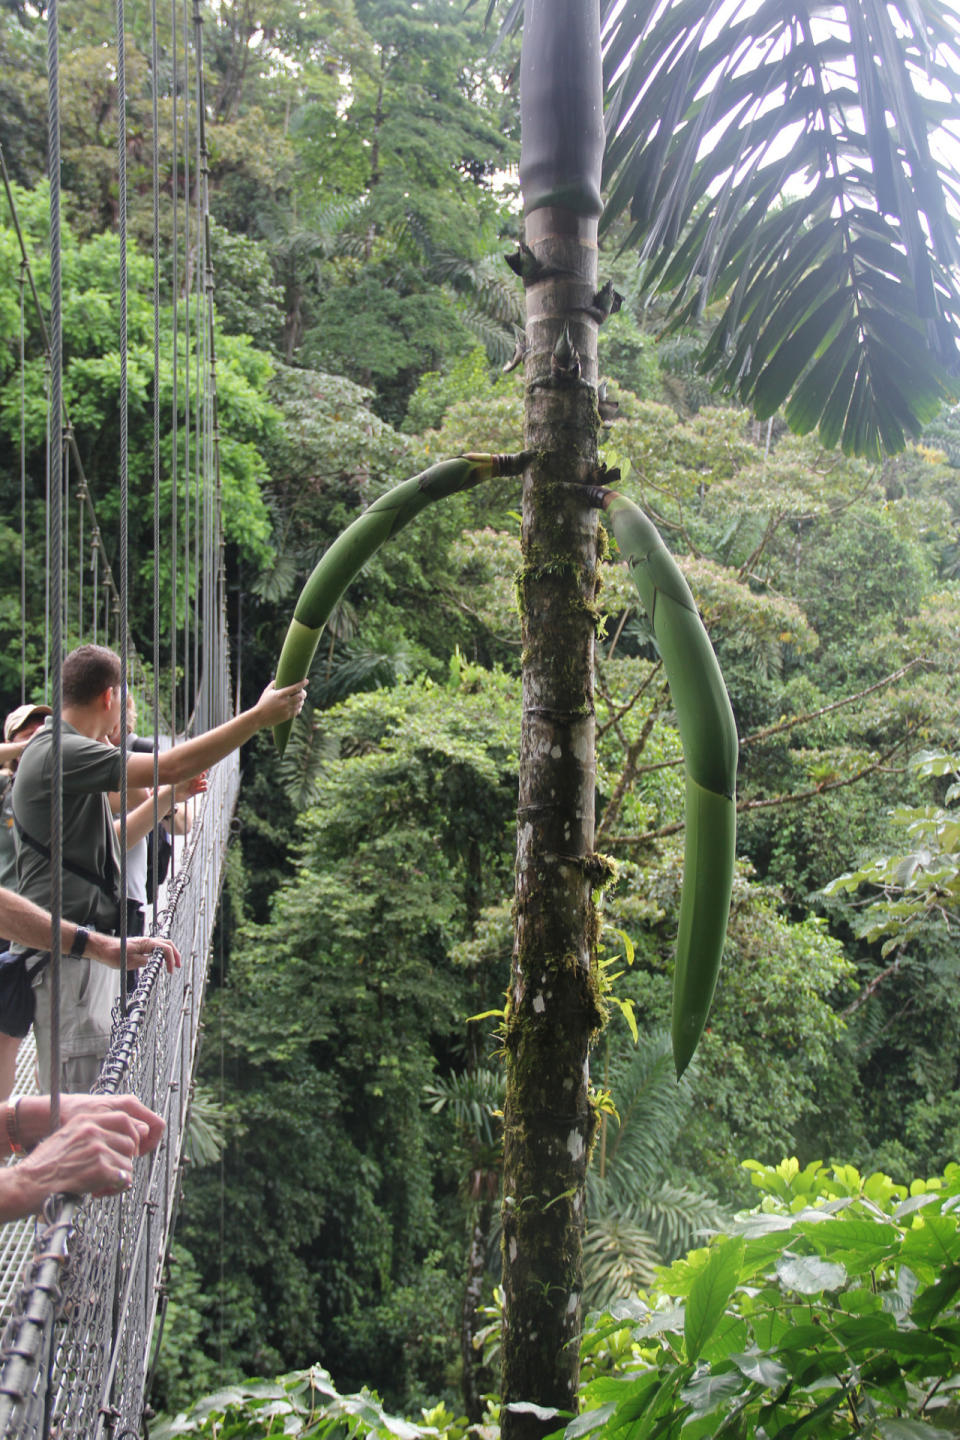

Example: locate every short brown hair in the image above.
[62,645,122,707]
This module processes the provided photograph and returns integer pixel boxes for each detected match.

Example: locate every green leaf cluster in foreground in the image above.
[571,1157,960,1440]
[158,1157,960,1437]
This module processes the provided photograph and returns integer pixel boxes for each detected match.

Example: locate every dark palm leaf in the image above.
[633,1180,724,1262]
[601,0,960,456]
[183,1088,226,1168]
[583,1213,661,1310]
[277,705,339,810]
[311,645,414,708]
[596,1029,696,1193]
[424,1067,505,1152]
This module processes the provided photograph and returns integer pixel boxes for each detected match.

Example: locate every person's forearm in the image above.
[0,1167,45,1221]
[107,786,150,814]
[148,708,262,786]
[117,787,177,849]
[0,888,89,956]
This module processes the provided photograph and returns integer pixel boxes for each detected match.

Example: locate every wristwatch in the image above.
[69,925,90,957]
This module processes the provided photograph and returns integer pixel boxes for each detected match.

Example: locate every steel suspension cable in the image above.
[18,259,26,705]
[182,0,191,737]
[45,0,63,1140]
[43,357,49,705]
[62,427,69,641]
[116,0,129,1012]
[192,0,201,727]
[170,0,179,753]
[151,0,161,924]
[0,163,155,706]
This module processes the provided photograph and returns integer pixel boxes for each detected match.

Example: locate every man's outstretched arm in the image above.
[127,679,307,788]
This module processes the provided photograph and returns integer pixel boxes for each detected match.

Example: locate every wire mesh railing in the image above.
[0,733,238,1439]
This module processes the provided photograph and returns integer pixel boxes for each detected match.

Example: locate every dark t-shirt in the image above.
[11,718,124,939]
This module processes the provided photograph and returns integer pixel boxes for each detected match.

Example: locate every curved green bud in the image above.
[673,780,737,1078]
[273,452,532,753]
[592,487,738,1077]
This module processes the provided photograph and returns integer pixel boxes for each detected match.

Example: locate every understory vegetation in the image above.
[2,0,960,1432]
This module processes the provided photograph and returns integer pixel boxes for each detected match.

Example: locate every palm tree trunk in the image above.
[500,3,606,1434]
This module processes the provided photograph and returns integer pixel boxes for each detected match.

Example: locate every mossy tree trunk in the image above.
[500,3,607,1436]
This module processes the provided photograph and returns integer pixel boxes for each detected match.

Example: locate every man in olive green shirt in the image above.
[12,643,306,1093]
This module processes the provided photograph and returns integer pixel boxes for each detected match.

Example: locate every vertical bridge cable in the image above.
[0,142,43,706]
[45,0,63,1137]
[0,149,149,704]
[170,0,179,753]
[116,0,129,1014]
[151,0,162,923]
[181,0,192,740]
[18,256,26,706]
[192,0,202,732]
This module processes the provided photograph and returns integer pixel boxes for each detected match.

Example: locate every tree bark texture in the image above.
[500,5,606,1435]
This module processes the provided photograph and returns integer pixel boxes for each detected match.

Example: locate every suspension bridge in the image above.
[0,0,241,1432]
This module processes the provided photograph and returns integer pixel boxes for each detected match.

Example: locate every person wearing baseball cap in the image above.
[0,701,53,1096]
[0,704,51,899]
[2,703,52,752]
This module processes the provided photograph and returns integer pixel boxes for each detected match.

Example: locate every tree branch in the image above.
[609,731,915,845]
[739,660,926,750]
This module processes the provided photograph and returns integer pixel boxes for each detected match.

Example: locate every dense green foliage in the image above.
[2,0,960,1427]
[155,1158,960,1437]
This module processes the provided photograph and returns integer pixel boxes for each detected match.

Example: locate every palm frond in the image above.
[431,252,525,327]
[277,706,339,810]
[424,1067,505,1151]
[583,1211,661,1312]
[249,549,300,604]
[311,646,415,709]
[183,1089,226,1169]
[451,303,518,365]
[601,0,960,456]
[631,1180,724,1264]
[596,1029,696,1193]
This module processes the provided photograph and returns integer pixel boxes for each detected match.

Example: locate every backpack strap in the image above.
[21,948,50,981]
[14,817,119,906]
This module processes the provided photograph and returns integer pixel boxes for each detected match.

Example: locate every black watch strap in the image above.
[69,925,90,958]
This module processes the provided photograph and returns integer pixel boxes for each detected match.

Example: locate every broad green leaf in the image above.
[729,1349,788,1388]
[777,1323,840,1354]
[776,1255,847,1294]
[901,1215,960,1273]
[701,1313,749,1365]
[772,1382,849,1439]
[912,1262,960,1327]
[829,1312,898,1352]
[563,1401,618,1438]
[684,1238,745,1363]
[679,1369,745,1417]
[838,1287,883,1315]
[615,1368,690,1432]
[635,1306,686,1341]
[800,1216,898,1265]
